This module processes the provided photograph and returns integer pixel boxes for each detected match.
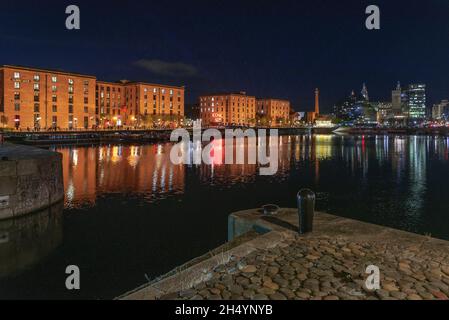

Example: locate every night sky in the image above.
[1,0,448,112]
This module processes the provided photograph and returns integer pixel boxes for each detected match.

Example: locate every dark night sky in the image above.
[1,0,449,112]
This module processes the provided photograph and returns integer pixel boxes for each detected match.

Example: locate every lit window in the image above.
[52,76,57,83]
[34,83,40,90]
[14,82,20,89]
[161,89,165,94]
[13,72,20,79]
[153,88,157,93]
[68,78,74,85]
[52,85,57,92]
[34,75,40,81]
[170,89,173,95]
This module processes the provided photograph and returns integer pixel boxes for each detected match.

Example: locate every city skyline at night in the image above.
[1,0,449,112]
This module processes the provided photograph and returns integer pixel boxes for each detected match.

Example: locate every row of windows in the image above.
[143,88,180,95]
[258,106,290,111]
[143,103,182,109]
[201,102,255,107]
[13,72,90,85]
[13,92,89,104]
[99,92,122,99]
[97,86,122,93]
[13,103,89,114]
[201,96,255,102]
[14,83,89,95]
[143,110,182,115]
[201,107,255,113]
[97,86,182,96]
[13,116,91,128]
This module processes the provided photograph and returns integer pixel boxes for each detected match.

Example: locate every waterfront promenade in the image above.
[121,209,449,300]
[4,126,449,146]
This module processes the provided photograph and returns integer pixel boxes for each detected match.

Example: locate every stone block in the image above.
[0,177,17,195]
[17,159,39,176]
[0,161,16,177]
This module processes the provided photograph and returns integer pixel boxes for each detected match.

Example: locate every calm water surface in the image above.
[1,134,449,299]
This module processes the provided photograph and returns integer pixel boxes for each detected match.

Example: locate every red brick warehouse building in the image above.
[0,65,185,130]
[256,98,291,126]
[199,92,256,127]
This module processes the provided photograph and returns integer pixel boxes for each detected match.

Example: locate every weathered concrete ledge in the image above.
[119,230,294,300]
[0,143,64,220]
[121,208,449,300]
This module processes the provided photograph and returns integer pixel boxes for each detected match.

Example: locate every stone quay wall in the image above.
[0,143,64,220]
[121,209,449,300]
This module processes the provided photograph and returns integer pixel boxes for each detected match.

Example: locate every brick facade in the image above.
[200,92,256,126]
[0,65,96,130]
[256,98,291,125]
[0,65,185,130]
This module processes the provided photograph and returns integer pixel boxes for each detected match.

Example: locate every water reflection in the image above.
[60,144,186,208]
[56,135,449,209]
[0,202,63,279]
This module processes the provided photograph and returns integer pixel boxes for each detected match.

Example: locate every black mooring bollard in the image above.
[297,189,316,234]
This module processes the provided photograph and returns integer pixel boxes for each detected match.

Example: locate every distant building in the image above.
[391,82,403,114]
[290,111,304,124]
[306,111,316,123]
[432,100,449,120]
[371,102,392,123]
[361,83,369,101]
[306,88,320,123]
[315,115,334,128]
[334,86,376,125]
[199,92,256,126]
[406,84,426,119]
[256,98,291,125]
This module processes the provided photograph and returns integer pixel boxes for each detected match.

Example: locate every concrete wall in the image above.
[0,144,64,220]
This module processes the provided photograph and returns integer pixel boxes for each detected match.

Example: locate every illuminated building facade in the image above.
[96,81,126,127]
[200,92,256,126]
[256,98,291,126]
[406,84,426,119]
[0,65,185,130]
[372,102,393,123]
[0,65,96,130]
[94,81,185,128]
[432,100,449,120]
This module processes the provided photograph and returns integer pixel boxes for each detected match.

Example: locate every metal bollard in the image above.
[297,189,316,234]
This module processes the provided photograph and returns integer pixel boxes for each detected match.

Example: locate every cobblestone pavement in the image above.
[160,234,449,300]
